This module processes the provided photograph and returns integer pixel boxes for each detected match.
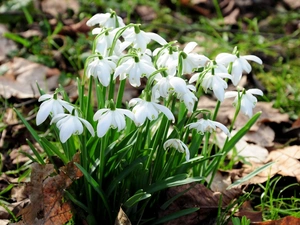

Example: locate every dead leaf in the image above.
[206,170,232,192]
[0,57,59,99]
[283,0,300,9]
[10,152,83,225]
[244,124,275,148]
[40,0,80,18]
[234,201,263,222]
[0,25,17,62]
[251,216,300,225]
[114,207,132,225]
[216,131,269,163]
[135,6,157,21]
[160,183,242,225]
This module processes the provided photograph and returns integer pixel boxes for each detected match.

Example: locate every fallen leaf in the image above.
[283,0,300,9]
[160,183,242,225]
[234,201,263,222]
[11,152,83,225]
[251,215,300,225]
[216,131,269,163]
[206,170,232,192]
[40,0,80,18]
[244,124,275,148]
[0,57,59,99]
[0,25,17,62]
[114,207,132,225]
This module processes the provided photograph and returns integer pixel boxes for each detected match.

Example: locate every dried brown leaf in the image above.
[114,207,132,225]
[160,183,242,225]
[251,215,300,225]
[0,25,17,62]
[40,0,80,17]
[0,57,59,99]
[234,201,263,222]
[11,153,83,225]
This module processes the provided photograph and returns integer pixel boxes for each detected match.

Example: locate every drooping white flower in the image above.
[225,88,263,117]
[186,118,230,136]
[36,94,74,126]
[113,52,157,87]
[93,29,123,56]
[93,108,135,138]
[216,52,262,86]
[164,139,190,161]
[51,114,95,143]
[86,55,117,86]
[154,46,179,76]
[129,98,175,126]
[177,89,198,112]
[86,12,125,29]
[189,63,232,102]
[180,42,210,74]
[122,25,167,52]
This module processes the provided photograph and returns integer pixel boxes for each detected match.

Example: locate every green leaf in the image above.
[4,32,31,47]
[123,189,151,208]
[145,174,203,194]
[152,208,199,224]
[223,112,262,153]
[75,163,112,223]
[26,139,45,164]
[227,161,275,189]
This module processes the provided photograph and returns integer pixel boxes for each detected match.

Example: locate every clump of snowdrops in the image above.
[19,10,264,224]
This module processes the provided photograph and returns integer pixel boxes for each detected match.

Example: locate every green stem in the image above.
[116,79,126,108]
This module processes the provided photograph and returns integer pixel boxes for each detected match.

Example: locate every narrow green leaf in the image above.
[26,139,45,164]
[152,208,199,224]
[223,112,261,153]
[227,161,275,189]
[146,175,203,194]
[4,32,31,47]
[65,191,90,213]
[124,190,151,208]
[75,163,112,223]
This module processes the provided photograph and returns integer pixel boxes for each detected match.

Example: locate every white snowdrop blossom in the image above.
[177,89,198,112]
[51,114,95,143]
[216,52,262,86]
[94,29,123,56]
[164,139,190,161]
[114,52,157,87]
[180,42,210,74]
[122,26,167,52]
[86,12,125,29]
[186,118,230,136]
[86,55,117,87]
[129,98,175,126]
[153,47,179,76]
[225,88,263,117]
[93,108,135,138]
[189,63,232,102]
[36,94,74,126]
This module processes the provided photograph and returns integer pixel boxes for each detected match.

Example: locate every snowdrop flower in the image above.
[114,52,157,87]
[86,55,117,87]
[186,118,230,136]
[93,108,134,138]
[94,29,123,56]
[189,63,232,102]
[216,52,262,86]
[179,42,210,74]
[86,11,125,29]
[122,25,167,52]
[153,46,179,76]
[51,114,95,143]
[164,139,190,161]
[36,94,74,126]
[177,89,198,112]
[225,88,263,117]
[153,74,190,98]
[129,98,175,126]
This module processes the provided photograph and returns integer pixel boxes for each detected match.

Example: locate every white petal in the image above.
[243,55,262,64]
[153,103,175,122]
[36,101,52,125]
[59,117,74,143]
[96,112,112,137]
[247,88,263,96]
[79,118,95,137]
[231,62,243,86]
[146,32,167,45]
[117,109,135,121]
[38,94,53,102]
[224,91,238,99]
[183,42,197,54]
[93,109,110,121]
[212,121,230,136]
